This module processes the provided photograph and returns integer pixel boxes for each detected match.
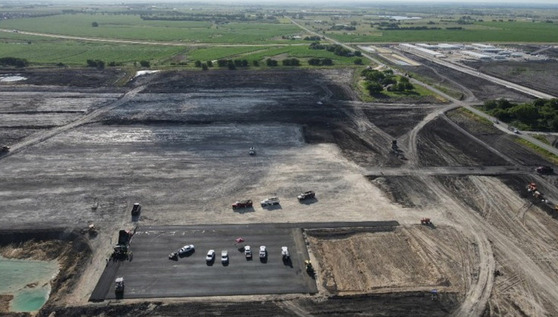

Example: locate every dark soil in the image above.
[370,176,439,208]
[417,117,509,167]
[399,54,533,103]
[364,106,434,139]
[446,109,554,167]
[0,68,126,88]
[463,60,558,97]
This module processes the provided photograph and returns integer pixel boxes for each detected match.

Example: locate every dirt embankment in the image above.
[0,229,92,317]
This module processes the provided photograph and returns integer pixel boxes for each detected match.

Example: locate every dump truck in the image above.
[131,203,141,216]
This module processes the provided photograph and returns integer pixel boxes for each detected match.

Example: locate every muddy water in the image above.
[0,255,58,312]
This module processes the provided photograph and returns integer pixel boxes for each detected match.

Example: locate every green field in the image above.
[312,19,558,43]
[0,13,303,44]
[0,38,185,65]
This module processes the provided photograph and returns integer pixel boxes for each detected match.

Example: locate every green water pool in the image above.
[0,255,59,312]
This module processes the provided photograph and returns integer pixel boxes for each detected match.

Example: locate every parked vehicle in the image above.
[221,250,229,264]
[297,191,315,201]
[232,200,253,210]
[259,246,267,259]
[178,244,195,256]
[244,245,252,259]
[206,250,215,262]
[249,147,256,156]
[261,196,280,207]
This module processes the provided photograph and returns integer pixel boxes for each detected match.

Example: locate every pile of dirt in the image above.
[0,228,92,316]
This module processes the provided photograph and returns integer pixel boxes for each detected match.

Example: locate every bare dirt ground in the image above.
[2,61,558,316]
[463,60,558,97]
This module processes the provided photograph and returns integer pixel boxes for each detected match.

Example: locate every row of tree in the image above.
[483,98,558,131]
[86,59,149,69]
[361,68,414,95]
[193,57,326,69]
[0,57,29,68]
[309,42,361,58]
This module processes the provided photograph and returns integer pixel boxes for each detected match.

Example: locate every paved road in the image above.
[90,222,398,301]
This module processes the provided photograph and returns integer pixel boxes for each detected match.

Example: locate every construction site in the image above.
[2,45,558,316]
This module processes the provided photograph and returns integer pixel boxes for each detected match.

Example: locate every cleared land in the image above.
[2,42,558,317]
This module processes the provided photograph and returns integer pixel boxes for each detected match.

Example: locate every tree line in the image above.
[482,98,558,131]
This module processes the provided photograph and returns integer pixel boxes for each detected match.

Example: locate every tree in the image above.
[366,82,383,94]
[266,59,278,66]
[195,60,202,67]
[201,63,208,71]
[252,60,259,67]
[206,60,213,67]
[354,50,362,57]
[322,58,333,66]
[354,58,363,65]
[92,22,99,27]
[139,60,150,68]
[308,58,321,66]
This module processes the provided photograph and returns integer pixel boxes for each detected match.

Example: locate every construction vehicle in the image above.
[281,246,290,260]
[536,166,554,175]
[305,260,315,277]
[112,229,134,260]
[526,182,547,203]
[131,203,141,216]
[114,277,125,294]
[420,218,431,225]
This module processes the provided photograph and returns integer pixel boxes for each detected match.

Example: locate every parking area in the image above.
[91,224,319,300]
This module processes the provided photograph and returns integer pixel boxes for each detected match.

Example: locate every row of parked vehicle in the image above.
[168,244,290,265]
[232,191,315,210]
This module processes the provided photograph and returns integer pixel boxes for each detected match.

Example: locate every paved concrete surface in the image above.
[90,222,397,301]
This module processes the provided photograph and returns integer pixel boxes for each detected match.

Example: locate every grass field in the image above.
[0,39,185,65]
[0,13,303,44]
[306,18,558,43]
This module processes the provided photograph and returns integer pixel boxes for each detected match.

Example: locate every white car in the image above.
[244,245,252,259]
[178,244,195,255]
[221,250,229,264]
[206,250,215,262]
[259,246,267,259]
[261,196,280,207]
